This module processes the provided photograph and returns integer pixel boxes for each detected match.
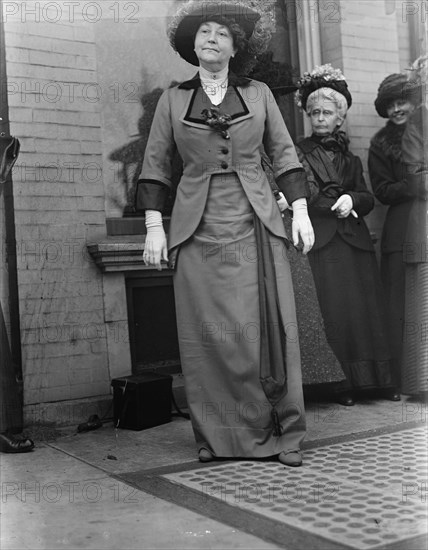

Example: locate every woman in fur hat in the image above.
[294,64,399,406]
[136,1,314,466]
[368,73,419,391]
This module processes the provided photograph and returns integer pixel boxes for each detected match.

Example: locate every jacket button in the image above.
[221,147,229,154]
[221,161,228,169]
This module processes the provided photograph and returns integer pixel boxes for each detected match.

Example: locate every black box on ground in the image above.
[111,372,173,430]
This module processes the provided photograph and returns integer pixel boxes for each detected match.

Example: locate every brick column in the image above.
[3,7,113,425]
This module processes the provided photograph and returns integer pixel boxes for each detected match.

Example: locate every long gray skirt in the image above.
[173,174,306,458]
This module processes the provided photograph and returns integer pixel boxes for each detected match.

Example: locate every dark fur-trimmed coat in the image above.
[401,106,428,263]
[368,121,414,254]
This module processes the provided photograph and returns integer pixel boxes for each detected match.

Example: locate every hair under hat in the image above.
[305,87,348,120]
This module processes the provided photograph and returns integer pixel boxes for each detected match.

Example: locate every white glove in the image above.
[291,198,315,255]
[276,191,291,212]
[331,194,358,218]
[143,210,168,270]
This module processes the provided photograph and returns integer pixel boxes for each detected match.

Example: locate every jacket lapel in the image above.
[221,87,252,125]
[178,73,254,129]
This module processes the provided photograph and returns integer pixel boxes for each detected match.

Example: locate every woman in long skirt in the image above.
[137,1,314,466]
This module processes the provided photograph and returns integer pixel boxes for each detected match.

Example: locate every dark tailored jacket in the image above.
[368,121,415,255]
[401,105,428,264]
[296,136,375,252]
[136,74,309,253]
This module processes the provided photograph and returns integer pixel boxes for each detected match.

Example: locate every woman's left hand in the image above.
[331,194,357,218]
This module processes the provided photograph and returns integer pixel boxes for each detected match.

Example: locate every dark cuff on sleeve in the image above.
[276,167,310,204]
[346,191,360,210]
[135,179,169,212]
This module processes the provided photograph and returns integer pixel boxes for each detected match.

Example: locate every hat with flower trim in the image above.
[295,64,352,111]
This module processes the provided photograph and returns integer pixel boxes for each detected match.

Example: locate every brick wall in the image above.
[318,0,402,246]
[4,7,111,423]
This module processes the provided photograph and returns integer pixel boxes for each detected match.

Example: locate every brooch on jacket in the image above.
[201,107,231,140]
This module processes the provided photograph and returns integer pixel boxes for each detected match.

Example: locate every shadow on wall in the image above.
[108,81,182,217]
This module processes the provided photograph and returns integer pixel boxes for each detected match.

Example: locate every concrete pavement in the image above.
[1,393,427,550]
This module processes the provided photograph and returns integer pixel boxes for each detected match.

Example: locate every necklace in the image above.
[201,78,228,96]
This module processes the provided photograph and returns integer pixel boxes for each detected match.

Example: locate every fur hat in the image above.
[374,73,420,118]
[294,64,352,112]
[167,0,273,75]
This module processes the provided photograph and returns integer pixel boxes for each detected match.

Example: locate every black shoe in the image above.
[384,389,401,401]
[336,392,355,406]
[77,414,102,433]
[278,451,302,467]
[0,433,34,453]
[198,448,215,462]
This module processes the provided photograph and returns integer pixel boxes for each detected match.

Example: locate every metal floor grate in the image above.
[164,427,428,549]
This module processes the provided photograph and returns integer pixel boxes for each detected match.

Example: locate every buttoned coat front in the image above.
[137,76,308,252]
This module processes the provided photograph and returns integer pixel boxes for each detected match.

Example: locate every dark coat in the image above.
[297,136,374,252]
[368,121,415,254]
[401,105,428,264]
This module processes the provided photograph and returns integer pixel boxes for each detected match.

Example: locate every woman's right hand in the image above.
[331,194,358,218]
[143,228,168,270]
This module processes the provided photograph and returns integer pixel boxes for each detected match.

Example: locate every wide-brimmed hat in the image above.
[294,64,352,111]
[167,0,272,75]
[374,73,421,118]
